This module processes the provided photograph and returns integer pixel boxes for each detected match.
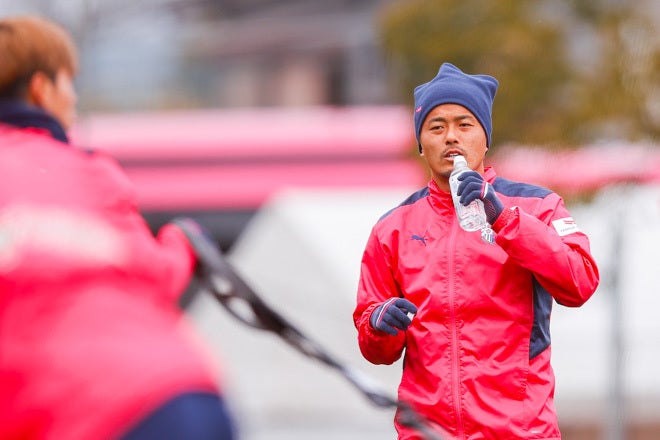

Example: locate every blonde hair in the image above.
[0,15,78,99]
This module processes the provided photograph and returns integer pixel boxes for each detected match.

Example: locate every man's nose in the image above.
[445,124,459,143]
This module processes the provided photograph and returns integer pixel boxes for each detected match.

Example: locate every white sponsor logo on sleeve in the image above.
[0,204,127,271]
[552,217,580,236]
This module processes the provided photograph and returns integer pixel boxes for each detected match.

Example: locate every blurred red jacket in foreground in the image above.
[0,123,222,439]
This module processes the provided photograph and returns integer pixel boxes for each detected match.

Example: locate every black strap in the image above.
[173,217,447,440]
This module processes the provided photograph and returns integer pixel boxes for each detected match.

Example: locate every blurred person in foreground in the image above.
[0,15,235,440]
[353,63,600,439]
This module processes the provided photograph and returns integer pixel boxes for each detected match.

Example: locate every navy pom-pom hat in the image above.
[413,63,498,151]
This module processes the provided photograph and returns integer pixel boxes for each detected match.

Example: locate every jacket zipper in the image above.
[448,219,466,439]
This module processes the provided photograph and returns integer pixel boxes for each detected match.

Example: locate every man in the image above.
[353,63,599,439]
[0,16,234,439]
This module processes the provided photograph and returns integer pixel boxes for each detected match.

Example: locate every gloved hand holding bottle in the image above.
[456,171,504,225]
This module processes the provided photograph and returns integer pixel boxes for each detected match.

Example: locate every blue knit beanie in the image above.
[414,63,498,151]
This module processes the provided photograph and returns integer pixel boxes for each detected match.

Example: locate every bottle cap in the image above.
[453,155,468,169]
[453,155,466,165]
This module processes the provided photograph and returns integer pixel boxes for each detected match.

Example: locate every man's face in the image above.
[418,103,488,191]
[39,68,77,130]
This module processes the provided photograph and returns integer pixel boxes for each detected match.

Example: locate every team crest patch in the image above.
[552,217,580,236]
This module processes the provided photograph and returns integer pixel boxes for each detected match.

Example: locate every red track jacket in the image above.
[354,170,599,439]
[0,124,221,439]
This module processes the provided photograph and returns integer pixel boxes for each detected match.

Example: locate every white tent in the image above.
[188,187,415,440]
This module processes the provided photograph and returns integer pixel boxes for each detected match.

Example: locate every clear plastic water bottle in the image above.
[449,155,494,243]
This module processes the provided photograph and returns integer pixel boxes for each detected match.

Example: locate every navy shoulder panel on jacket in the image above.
[492,177,553,199]
[378,187,430,222]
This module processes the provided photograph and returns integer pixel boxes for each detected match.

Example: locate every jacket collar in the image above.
[0,99,69,144]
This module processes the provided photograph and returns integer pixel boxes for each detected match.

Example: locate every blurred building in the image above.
[0,0,400,111]
[179,0,400,108]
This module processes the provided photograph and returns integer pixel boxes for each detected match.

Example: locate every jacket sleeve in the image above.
[353,229,407,364]
[114,205,196,305]
[492,193,600,307]
[154,223,197,303]
[89,152,196,305]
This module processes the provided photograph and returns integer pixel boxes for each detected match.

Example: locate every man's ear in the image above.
[26,71,53,107]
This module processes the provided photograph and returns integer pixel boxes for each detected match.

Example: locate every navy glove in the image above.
[457,171,504,225]
[369,298,418,336]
